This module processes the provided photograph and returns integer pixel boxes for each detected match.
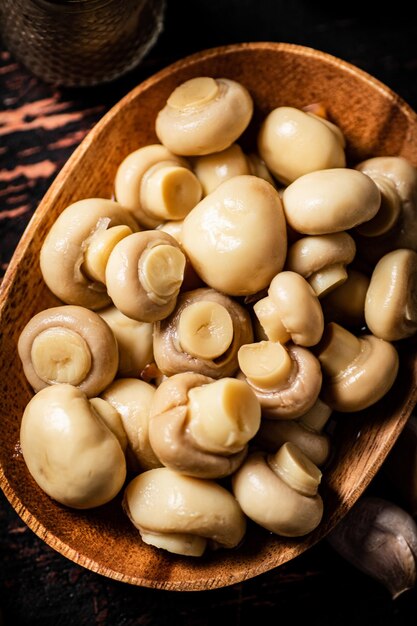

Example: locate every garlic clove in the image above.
[327,496,417,599]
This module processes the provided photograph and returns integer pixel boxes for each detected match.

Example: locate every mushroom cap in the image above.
[20,384,126,509]
[232,450,323,536]
[153,287,254,378]
[114,144,197,228]
[18,305,118,397]
[286,232,356,278]
[255,419,330,466]
[182,175,287,296]
[105,230,185,323]
[365,249,417,341]
[238,343,322,420]
[148,372,249,478]
[355,156,417,261]
[321,269,370,328]
[317,325,399,412]
[155,77,253,156]
[39,198,138,310]
[101,378,160,471]
[263,271,324,346]
[124,467,246,549]
[98,305,153,377]
[192,143,251,196]
[258,106,346,185]
[283,168,380,234]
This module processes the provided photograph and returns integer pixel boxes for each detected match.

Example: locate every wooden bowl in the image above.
[1,42,417,591]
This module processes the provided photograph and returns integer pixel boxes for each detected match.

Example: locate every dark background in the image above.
[1,1,417,624]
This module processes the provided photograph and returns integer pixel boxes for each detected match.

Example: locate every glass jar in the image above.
[0,0,166,86]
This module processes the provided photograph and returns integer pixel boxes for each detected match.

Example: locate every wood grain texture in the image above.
[1,42,417,593]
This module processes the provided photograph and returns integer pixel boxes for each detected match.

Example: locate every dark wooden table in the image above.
[2,1,417,624]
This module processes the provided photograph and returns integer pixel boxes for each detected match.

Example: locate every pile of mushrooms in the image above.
[16,74,417,559]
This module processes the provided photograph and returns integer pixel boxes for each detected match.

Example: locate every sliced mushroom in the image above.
[20,384,126,509]
[123,467,246,556]
[232,444,323,536]
[105,230,186,323]
[153,287,253,378]
[18,305,118,397]
[255,398,332,466]
[285,232,356,297]
[355,156,417,262]
[182,175,287,296]
[283,168,380,235]
[316,322,399,412]
[321,269,370,328]
[39,198,138,310]
[155,76,253,156]
[149,372,260,478]
[114,144,202,228]
[98,305,153,377]
[258,106,346,185]
[192,143,250,195]
[237,341,322,420]
[253,271,324,346]
[365,249,417,341]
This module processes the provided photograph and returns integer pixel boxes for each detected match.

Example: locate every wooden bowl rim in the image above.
[1,41,417,590]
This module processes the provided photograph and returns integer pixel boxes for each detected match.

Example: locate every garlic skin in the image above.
[327,497,417,599]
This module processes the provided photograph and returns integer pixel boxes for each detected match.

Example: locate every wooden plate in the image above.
[1,42,417,591]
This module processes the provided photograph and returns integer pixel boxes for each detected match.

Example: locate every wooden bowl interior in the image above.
[1,42,417,591]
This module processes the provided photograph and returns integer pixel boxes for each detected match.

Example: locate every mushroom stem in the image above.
[83,225,133,284]
[178,300,234,359]
[139,244,186,306]
[356,176,401,237]
[268,442,322,497]
[140,530,207,557]
[31,327,91,386]
[298,398,332,432]
[316,322,362,377]
[237,341,293,389]
[141,162,202,221]
[167,77,219,110]
[187,378,261,454]
[253,297,291,343]
[308,263,348,297]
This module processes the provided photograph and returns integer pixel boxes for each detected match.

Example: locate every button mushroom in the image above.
[20,384,127,509]
[237,340,322,420]
[149,372,260,478]
[105,230,186,323]
[98,305,153,377]
[232,443,323,537]
[39,198,138,310]
[355,156,417,262]
[155,76,253,156]
[114,144,202,228]
[100,378,160,472]
[285,232,356,297]
[321,269,370,328]
[123,467,246,556]
[255,398,332,466]
[18,305,118,397]
[364,249,417,341]
[258,106,346,185]
[153,287,253,378]
[182,175,287,296]
[282,168,380,235]
[316,322,399,412]
[246,152,276,187]
[192,143,251,196]
[253,271,324,346]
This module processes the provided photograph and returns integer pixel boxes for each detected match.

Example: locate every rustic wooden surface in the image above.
[2,1,417,623]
